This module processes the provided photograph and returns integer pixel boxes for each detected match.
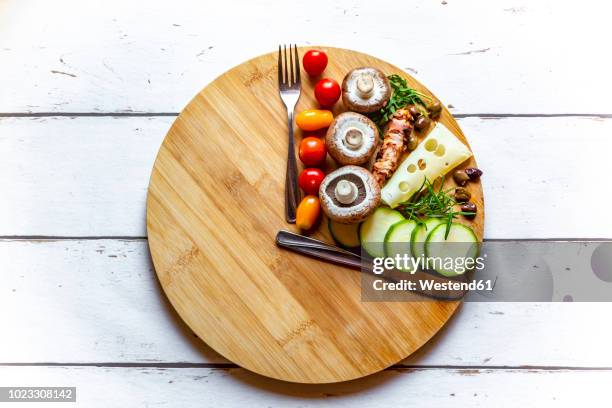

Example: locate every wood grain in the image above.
[2,0,612,400]
[146,47,483,383]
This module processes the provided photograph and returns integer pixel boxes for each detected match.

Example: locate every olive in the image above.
[453,169,470,186]
[465,167,483,180]
[461,202,477,217]
[415,115,431,131]
[407,134,419,151]
[408,105,421,118]
[454,187,471,203]
[428,101,442,118]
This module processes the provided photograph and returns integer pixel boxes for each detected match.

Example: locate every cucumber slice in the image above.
[424,223,479,277]
[328,219,361,249]
[410,218,447,259]
[360,207,404,258]
[384,219,418,272]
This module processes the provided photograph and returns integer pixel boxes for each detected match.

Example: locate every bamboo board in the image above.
[146,47,484,383]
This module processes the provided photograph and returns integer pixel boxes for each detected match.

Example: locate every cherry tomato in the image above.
[298,168,325,195]
[299,137,327,167]
[314,78,341,106]
[295,109,333,131]
[296,195,321,230]
[302,50,328,76]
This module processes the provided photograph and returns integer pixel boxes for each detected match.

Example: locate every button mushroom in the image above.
[319,165,381,223]
[325,112,379,165]
[342,67,391,113]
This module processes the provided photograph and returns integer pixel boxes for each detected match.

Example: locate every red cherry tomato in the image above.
[299,137,327,166]
[302,50,328,76]
[298,168,325,195]
[314,78,341,107]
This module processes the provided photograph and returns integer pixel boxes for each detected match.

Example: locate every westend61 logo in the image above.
[362,243,493,299]
[362,242,612,302]
[366,252,493,296]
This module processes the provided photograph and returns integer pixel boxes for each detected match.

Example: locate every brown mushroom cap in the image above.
[319,165,381,224]
[326,112,379,165]
[342,67,391,113]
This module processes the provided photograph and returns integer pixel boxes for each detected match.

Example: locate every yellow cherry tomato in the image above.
[296,195,321,230]
[295,109,333,131]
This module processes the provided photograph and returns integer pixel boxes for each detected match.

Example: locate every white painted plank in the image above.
[2,239,612,367]
[0,239,222,364]
[0,116,609,238]
[1,0,611,114]
[0,116,167,237]
[0,366,609,407]
[463,116,612,239]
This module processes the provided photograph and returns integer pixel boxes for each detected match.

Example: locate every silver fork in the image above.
[277,44,301,223]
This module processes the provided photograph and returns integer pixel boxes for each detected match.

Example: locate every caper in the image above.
[454,187,471,202]
[415,115,431,130]
[461,202,477,217]
[453,169,470,186]
[465,167,483,180]
[428,101,442,118]
[407,134,418,151]
[407,105,420,118]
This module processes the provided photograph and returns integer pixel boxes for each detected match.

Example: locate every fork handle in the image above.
[285,111,300,223]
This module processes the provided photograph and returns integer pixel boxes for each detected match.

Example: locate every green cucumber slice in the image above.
[384,219,418,272]
[359,207,404,258]
[410,218,447,259]
[329,219,361,249]
[424,222,479,277]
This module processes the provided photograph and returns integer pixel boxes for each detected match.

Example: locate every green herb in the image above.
[369,74,431,130]
[397,177,475,239]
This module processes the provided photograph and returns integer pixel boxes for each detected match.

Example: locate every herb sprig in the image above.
[369,74,430,129]
[398,177,475,239]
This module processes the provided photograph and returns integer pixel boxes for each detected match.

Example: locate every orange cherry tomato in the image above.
[295,109,333,131]
[299,136,327,166]
[296,195,321,230]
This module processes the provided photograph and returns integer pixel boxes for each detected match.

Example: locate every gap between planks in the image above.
[1,363,612,371]
[2,112,612,118]
[2,237,611,242]
[0,235,147,240]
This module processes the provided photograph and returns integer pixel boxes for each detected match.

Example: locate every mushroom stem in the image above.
[356,74,374,98]
[335,180,359,205]
[343,127,364,150]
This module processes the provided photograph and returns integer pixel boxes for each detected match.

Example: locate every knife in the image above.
[275,230,470,301]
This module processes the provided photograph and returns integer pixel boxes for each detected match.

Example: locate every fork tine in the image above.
[283,45,288,85]
[293,45,300,85]
[289,44,294,86]
[278,45,282,85]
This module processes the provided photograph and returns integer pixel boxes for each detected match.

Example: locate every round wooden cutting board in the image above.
[147,47,484,383]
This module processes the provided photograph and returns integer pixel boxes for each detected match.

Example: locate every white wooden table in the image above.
[1,0,612,406]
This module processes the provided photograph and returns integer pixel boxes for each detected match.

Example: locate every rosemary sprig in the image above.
[369,74,431,130]
[397,177,475,239]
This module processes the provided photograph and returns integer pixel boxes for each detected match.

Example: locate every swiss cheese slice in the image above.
[381,123,472,208]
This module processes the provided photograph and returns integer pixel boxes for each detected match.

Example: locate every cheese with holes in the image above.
[381,123,472,208]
